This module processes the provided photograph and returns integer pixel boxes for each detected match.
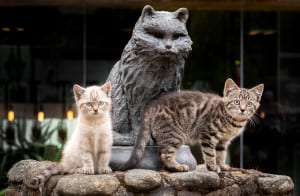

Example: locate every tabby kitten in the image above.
[28,82,113,188]
[120,78,264,172]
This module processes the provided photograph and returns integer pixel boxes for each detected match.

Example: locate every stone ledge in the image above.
[6,159,294,196]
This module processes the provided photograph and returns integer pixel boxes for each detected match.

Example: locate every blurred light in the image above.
[67,109,74,120]
[8,110,14,122]
[249,29,276,36]
[248,29,261,36]
[37,111,45,122]
[16,27,24,32]
[235,60,240,65]
[2,27,10,32]
[260,111,265,119]
[262,30,276,35]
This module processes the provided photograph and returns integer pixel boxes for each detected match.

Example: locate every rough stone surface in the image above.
[124,169,161,191]
[258,174,294,194]
[165,170,220,191]
[206,184,241,196]
[6,160,295,196]
[54,174,120,195]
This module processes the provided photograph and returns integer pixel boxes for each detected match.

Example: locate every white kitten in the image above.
[28,81,113,188]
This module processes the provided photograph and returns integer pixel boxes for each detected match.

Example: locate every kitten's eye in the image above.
[172,33,185,40]
[98,101,105,106]
[246,102,253,107]
[233,100,240,105]
[85,102,92,107]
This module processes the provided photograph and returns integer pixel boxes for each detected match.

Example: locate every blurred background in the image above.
[0,0,299,195]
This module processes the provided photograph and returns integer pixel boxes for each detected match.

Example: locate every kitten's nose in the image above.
[240,109,245,113]
[94,109,98,113]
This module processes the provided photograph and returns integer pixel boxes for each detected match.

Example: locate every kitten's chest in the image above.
[83,125,111,149]
[218,123,246,141]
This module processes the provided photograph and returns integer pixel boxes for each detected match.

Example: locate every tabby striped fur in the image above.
[120,78,264,172]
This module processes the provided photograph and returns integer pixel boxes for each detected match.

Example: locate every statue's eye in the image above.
[149,30,164,39]
[172,33,185,40]
[85,102,92,107]
[246,102,253,107]
[234,100,240,105]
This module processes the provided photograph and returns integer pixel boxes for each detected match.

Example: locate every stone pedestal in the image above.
[110,145,197,171]
[6,159,295,196]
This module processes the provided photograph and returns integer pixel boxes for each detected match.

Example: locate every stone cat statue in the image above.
[107,5,193,144]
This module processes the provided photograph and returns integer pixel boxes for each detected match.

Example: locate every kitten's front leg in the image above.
[216,141,230,171]
[77,140,94,174]
[77,152,94,174]
[97,150,112,174]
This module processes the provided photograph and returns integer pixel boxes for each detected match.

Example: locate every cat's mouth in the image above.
[158,49,177,56]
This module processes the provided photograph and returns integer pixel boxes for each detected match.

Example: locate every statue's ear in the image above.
[174,8,189,23]
[141,5,155,22]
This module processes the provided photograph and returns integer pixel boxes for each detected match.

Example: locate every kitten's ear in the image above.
[223,78,239,96]
[250,83,264,102]
[141,5,155,21]
[101,81,111,97]
[73,84,85,102]
[174,8,189,23]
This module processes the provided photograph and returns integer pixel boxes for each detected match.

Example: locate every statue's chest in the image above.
[138,60,182,86]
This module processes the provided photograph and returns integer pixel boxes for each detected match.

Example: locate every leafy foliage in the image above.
[0,119,63,189]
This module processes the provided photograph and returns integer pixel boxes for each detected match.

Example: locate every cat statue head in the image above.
[130,5,192,58]
[73,82,111,118]
[223,78,264,120]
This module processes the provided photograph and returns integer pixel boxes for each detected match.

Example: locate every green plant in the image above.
[0,188,6,196]
[0,118,63,189]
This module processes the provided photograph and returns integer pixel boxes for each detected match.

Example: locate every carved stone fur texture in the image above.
[106,5,192,144]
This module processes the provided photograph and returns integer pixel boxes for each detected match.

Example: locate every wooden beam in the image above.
[0,0,300,11]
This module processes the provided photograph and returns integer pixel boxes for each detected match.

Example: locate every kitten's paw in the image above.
[207,165,221,173]
[77,167,94,175]
[99,166,112,174]
[220,164,231,171]
[196,164,208,172]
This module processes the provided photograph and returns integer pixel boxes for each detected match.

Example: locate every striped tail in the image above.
[27,164,63,188]
[118,116,151,171]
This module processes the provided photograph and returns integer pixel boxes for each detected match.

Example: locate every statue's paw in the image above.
[169,164,189,172]
[27,177,42,188]
[178,164,190,172]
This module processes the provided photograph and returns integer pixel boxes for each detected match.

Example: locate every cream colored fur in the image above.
[29,82,113,188]
[60,82,113,174]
